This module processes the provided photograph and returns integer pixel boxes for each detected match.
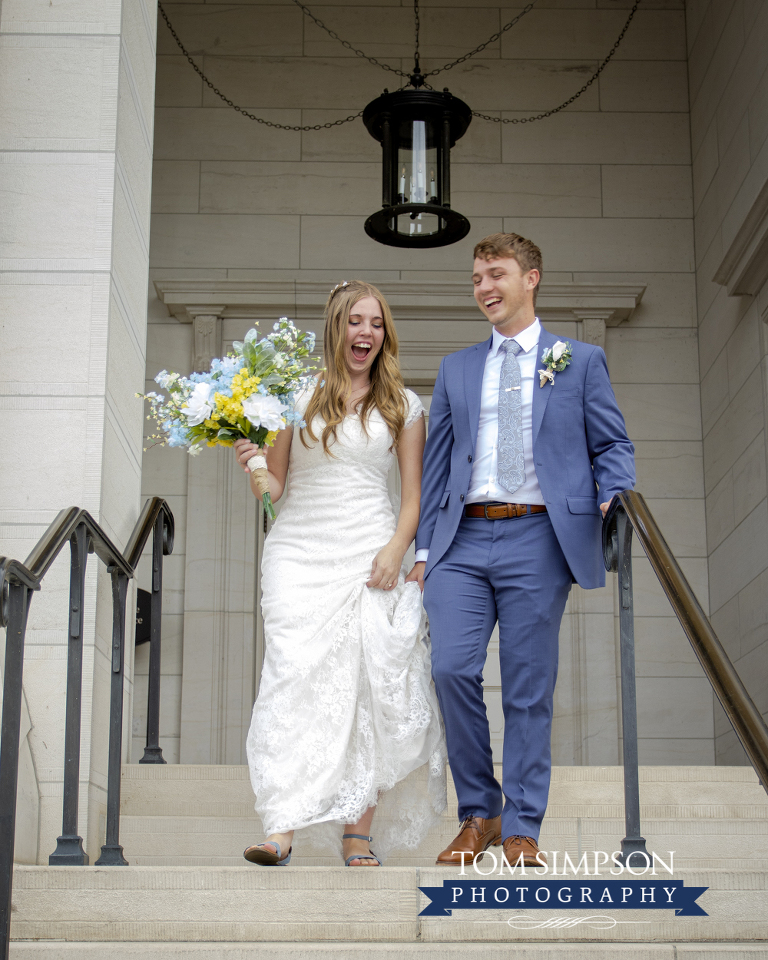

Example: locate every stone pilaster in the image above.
[0,0,158,860]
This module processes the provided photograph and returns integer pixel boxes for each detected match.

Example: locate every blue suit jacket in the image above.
[416,326,635,589]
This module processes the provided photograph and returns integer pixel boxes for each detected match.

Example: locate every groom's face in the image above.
[472,256,537,328]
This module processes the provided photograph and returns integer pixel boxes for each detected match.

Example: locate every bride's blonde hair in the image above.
[301,280,407,455]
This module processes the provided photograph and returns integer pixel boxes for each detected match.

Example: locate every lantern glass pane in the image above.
[393,211,443,237]
[397,120,438,205]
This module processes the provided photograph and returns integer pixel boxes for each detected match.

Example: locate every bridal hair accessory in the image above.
[538,340,572,388]
[330,281,349,298]
[138,317,317,519]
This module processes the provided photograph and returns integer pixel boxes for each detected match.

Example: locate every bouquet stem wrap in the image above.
[247,453,276,520]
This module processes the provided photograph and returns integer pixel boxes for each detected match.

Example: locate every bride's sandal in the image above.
[342,832,381,867]
[243,841,292,866]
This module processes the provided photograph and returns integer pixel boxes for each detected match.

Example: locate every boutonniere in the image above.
[538,340,572,387]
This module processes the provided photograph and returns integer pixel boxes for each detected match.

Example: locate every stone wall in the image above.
[688,0,768,763]
[141,0,713,766]
[0,0,158,861]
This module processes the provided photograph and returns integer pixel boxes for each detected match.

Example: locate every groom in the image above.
[407,232,635,867]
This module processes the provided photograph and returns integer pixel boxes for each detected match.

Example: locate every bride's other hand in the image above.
[233,438,264,473]
[405,562,425,593]
[367,543,404,591]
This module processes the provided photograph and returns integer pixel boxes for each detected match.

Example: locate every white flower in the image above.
[181,382,214,425]
[242,394,287,431]
[552,341,567,362]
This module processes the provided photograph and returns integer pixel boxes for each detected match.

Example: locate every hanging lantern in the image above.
[363,86,472,248]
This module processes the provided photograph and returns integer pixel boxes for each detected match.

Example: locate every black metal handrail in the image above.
[603,489,768,865]
[0,497,173,960]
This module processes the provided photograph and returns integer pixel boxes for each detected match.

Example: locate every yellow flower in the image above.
[217,437,234,447]
[207,439,217,447]
[213,392,243,422]
[264,430,279,446]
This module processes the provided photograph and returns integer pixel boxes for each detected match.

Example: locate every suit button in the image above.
[460,494,465,501]
[468,455,473,462]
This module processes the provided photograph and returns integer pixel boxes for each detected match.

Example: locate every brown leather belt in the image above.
[464,502,547,520]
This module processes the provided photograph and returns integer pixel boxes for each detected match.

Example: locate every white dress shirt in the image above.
[466,319,545,506]
[415,319,544,565]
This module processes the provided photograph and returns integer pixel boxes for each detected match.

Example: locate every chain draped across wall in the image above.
[157,0,643,134]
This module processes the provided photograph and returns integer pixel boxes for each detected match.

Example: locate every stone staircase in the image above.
[9,765,768,958]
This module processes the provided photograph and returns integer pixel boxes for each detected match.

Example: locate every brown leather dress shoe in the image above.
[502,835,547,868]
[436,815,502,865]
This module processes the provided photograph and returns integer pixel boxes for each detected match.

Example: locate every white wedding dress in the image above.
[246,387,447,860]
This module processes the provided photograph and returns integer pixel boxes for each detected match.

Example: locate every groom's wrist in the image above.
[414,549,429,564]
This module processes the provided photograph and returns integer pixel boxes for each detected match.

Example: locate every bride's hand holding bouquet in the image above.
[139,318,316,519]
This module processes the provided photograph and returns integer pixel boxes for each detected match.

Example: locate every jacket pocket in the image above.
[566,496,599,515]
[439,490,450,509]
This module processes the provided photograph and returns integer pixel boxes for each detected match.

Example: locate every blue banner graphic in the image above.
[418,880,708,917]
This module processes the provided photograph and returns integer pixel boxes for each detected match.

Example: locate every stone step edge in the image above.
[120,765,764,785]
[120,803,768,824]
[9,943,768,958]
[12,865,768,887]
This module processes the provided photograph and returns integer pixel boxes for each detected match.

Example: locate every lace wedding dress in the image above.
[246,388,447,860]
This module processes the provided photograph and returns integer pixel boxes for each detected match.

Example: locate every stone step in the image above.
[120,765,768,819]
[10,944,768,959]
[9,866,768,945]
[117,764,768,868]
[119,812,768,865]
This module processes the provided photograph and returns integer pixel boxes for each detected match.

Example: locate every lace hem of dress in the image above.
[246,578,447,862]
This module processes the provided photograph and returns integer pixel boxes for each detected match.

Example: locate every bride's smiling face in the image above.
[344,296,385,377]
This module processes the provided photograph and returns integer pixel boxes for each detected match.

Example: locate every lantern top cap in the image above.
[363,88,472,146]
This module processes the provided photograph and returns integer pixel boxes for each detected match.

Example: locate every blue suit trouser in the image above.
[423,512,572,841]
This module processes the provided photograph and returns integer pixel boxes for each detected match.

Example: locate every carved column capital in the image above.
[571,310,618,351]
[179,306,226,373]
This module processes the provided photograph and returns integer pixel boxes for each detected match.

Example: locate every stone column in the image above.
[0,0,157,860]
[178,449,260,764]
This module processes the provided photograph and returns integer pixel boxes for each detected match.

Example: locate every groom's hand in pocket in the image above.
[405,562,425,593]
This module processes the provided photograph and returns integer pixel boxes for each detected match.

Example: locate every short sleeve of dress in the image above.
[404,388,425,429]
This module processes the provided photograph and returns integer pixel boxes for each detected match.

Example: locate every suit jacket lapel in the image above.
[532,326,557,448]
[465,336,492,449]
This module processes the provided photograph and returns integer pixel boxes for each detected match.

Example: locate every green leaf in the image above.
[247,425,268,445]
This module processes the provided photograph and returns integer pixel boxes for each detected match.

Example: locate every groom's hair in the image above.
[474,233,543,306]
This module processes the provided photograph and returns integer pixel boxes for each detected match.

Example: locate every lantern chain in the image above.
[413,0,421,75]
[157,1,365,131]
[471,0,641,124]
[289,0,411,79]
[159,0,641,129]
[423,2,537,78]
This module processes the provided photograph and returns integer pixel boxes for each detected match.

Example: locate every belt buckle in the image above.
[483,503,493,520]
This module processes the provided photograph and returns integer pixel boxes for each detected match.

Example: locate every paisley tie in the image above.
[497,339,525,494]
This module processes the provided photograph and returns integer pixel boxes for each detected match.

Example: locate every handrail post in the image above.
[615,507,649,867]
[49,524,90,865]
[140,512,166,764]
[0,581,31,960]
[95,567,129,865]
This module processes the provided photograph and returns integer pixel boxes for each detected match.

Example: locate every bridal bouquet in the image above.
[140,318,316,518]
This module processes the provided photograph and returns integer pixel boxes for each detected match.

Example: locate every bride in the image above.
[233,280,446,867]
